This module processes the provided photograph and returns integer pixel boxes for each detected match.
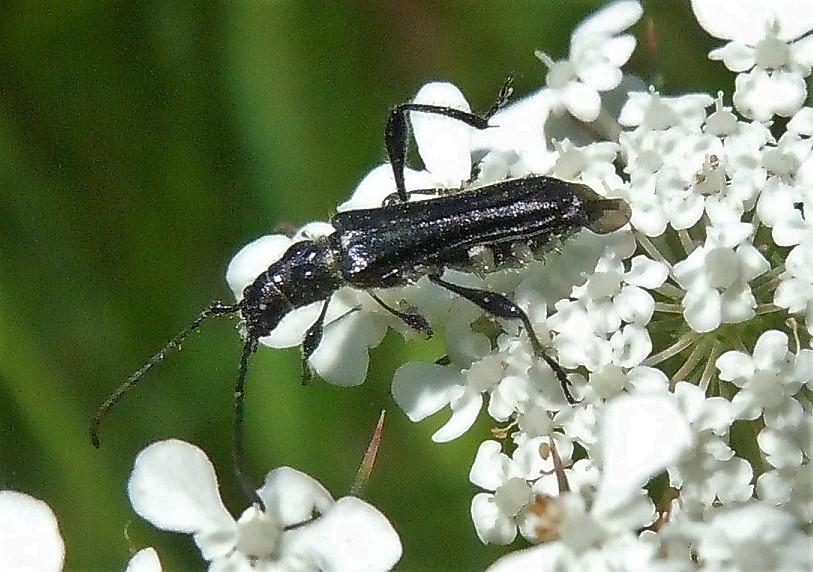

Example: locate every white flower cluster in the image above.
[123,439,402,572]
[5,1,813,570]
[224,0,813,569]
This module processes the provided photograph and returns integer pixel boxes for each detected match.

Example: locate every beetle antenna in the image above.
[90,300,240,448]
[233,336,263,507]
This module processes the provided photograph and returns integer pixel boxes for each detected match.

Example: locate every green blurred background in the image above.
[0,2,719,569]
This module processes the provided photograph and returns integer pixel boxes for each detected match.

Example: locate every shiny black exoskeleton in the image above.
[240,175,629,344]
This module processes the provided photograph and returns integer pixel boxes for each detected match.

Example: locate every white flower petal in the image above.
[752,329,790,370]
[281,497,402,572]
[292,221,336,242]
[716,349,754,381]
[625,256,669,288]
[614,285,654,324]
[339,164,398,211]
[125,547,162,572]
[791,33,813,69]
[431,390,482,442]
[258,467,334,528]
[392,361,464,422]
[708,42,756,72]
[572,0,643,41]
[489,375,535,421]
[610,324,652,367]
[756,469,794,506]
[470,493,518,545]
[736,243,770,281]
[758,426,803,469]
[672,245,706,289]
[788,106,813,135]
[128,440,237,560]
[254,300,323,349]
[716,458,756,504]
[226,234,293,299]
[683,286,722,333]
[670,193,707,230]
[603,33,639,68]
[773,0,813,41]
[627,365,669,393]
[764,396,805,430]
[593,394,693,514]
[733,69,807,121]
[564,81,602,122]
[338,164,438,211]
[692,0,807,44]
[470,441,519,490]
[577,56,624,91]
[0,491,64,572]
[309,309,388,386]
[475,89,555,152]
[720,284,756,325]
[411,82,472,185]
[487,543,564,572]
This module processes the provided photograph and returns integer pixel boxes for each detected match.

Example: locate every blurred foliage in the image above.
[0,2,719,570]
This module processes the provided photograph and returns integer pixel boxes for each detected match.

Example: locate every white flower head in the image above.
[469,440,535,545]
[692,0,813,120]
[468,436,576,546]
[672,221,769,333]
[666,501,813,570]
[536,0,643,122]
[213,1,813,568]
[661,383,754,516]
[128,439,402,571]
[549,250,666,376]
[618,90,719,235]
[716,330,806,427]
[392,349,500,444]
[483,392,716,571]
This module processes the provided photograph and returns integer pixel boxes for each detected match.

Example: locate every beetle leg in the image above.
[233,337,265,509]
[381,187,447,207]
[301,299,330,385]
[385,103,490,202]
[435,354,452,366]
[389,93,515,204]
[368,291,433,337]
[483,75,514,120]
[428,274,575,404]
[384,77,514,203]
